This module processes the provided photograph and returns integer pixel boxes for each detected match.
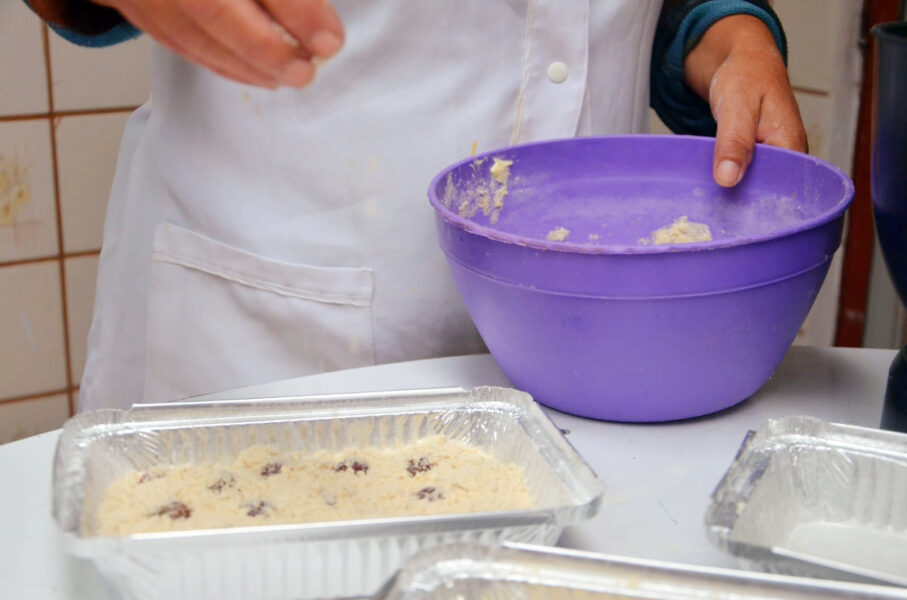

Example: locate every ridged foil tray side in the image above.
[706,416,907,587]
[52,386,603,600]
[375,542,907,599]
[89,526,560,599]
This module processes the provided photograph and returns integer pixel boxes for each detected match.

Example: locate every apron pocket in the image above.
[145,222,375,403]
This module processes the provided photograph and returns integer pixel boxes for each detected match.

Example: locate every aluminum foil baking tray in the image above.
[52,386,602,600]
[706,416,907,587]
[375,542,907,599]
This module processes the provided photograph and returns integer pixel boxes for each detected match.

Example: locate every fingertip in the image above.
[715,159,743,187]
[281,59,316,87]
[308,30,343,58]
[262,0,345,61]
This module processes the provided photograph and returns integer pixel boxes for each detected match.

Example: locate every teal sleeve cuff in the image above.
[651,0,788,136]
[46,20,141,47]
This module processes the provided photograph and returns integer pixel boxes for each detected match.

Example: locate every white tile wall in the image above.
[0,393,69,444]
[0,261,67,399]
[790,90,853,344]
[64,255,99,386]
[49,34,151,112]
[793,91,832,163]
[56,113,130,252]
[648,109,672,135]
[774,0,841,92]
[0,2,48,116]
[0,119,58,262]
[0,16,150,442]
[776,0,863,347]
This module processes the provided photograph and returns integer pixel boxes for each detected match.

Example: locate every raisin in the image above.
[138,471,164,484]
[406,457,434,477]
[151,501,191,520]
[415,487,444,502]
[334,459,369,475]
[244,500,274,517]
[261,462,282,477]
[208,473,236,493]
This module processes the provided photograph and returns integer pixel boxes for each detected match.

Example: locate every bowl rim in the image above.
[427,135,855,255]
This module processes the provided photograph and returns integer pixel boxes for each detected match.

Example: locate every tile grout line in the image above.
[0,388,72,407]
[791,85,830,97]
[0,249,101,269]
[0,112,54,122]
[42,24,76,418]
[0,106,141,122]
[0,255,56,269]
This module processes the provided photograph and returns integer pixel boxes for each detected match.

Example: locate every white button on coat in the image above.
[548,61,569,83]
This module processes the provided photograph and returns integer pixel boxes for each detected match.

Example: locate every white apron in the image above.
[79,0,662,410]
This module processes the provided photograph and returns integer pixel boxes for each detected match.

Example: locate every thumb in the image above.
[712,95,759,188]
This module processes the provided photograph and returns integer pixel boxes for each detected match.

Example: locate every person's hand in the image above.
[684,15,807,187]
[92,0,344,89]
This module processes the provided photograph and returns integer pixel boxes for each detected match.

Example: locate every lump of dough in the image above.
[457,156,513,224]
[546,226,570,242]
[646,216,712,245]
[489,157,513,185]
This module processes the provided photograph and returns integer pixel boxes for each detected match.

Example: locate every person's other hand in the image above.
[92,0,344,89]
[684,15,807,187]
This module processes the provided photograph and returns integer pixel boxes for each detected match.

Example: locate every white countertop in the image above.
[0,345,898,599]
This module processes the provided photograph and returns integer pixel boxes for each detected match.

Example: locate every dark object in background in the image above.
[871,23,907,432]
[881,346,907,432]
[871,22,907,301]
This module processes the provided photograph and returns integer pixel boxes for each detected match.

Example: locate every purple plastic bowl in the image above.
[428,135,854,422]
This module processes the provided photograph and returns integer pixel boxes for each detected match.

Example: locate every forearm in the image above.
[650,0,786,136]
[683,14,783,102]
[651,0,805,187]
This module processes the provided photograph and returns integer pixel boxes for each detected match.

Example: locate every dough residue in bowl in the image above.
[641,216,712,245]
[457,156,513,224]
[546,226,570,242]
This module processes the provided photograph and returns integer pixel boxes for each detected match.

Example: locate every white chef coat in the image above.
[79,0,663,410]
